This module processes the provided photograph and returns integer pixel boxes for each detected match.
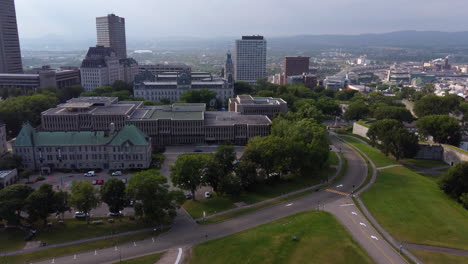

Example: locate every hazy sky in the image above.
[15,0,468,39]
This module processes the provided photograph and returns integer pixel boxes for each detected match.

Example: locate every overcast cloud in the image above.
[15,0,468,39]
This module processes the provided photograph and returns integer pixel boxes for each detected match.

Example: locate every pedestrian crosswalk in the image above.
[326,188,351,197]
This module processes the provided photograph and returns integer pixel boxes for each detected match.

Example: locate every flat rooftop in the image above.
[0,170,15,179]
[205,112,271,126]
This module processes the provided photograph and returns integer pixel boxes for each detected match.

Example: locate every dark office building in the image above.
[0,0,23,73]
[283,56,310,84]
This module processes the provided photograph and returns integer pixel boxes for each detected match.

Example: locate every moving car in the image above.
[111,171,122,176]
[204,191,212,198]
[74,212,89,218]
[185,193,193,200]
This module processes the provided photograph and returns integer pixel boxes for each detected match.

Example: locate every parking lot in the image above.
[19,145,245,218]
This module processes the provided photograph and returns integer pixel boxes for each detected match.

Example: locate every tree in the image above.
[344,100,370,121]
[374,106,414,122]
[100,178,127,214]
[0,184,34,225]
[58,85,84,102]
[112,80,133,92]
[234,81,254,95]
[0,155,23,170]
[127,170,184,224]
[421,83,435,95]
[20,169,34,182]
[26,184,57,225]
[335,90,357,101]
[170,154,207,200]
[235,159,257,189]
[203,145,236,193]
[439,162,468,208]
[69,181,100,224]
[367,119,419,160]
[413,95,462,117]
[416,115,461,146]
[160,97,171,104]
[54,190,70,220]
[315,97,342,116]
[180,89,217,107]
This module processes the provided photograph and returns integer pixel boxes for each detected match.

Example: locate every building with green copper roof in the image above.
[12,123,152,172]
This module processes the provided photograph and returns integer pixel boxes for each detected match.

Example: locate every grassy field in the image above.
[0,217,150,252]
[183,167,335,219]
[402,158,448,169]
[327,151,339,166]
[341,136,397,168]
[115,252,164,264]
[410,250,468,264]
[361,166,468,250]
[2,231,159,264]
[189,211,374,264]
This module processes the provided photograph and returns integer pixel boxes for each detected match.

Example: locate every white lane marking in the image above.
[73,254,76,260]
[51,259,55,264]
[133,241,137,247]
[286,203,293,207]
[94,250,97,255]
[152,237,155,243]
[351,211,358,215]
[114,246,118,251]
[360,222,367,227]
[340,204,354,207]
[371,236,379,240]
[175,248,183,264]
[336,184,343,188]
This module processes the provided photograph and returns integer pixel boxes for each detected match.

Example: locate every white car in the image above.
[107,211,124,217]
[204,191,212,198]
[111,171,122,176]
[84,171,95,177]
[74,212,89,218]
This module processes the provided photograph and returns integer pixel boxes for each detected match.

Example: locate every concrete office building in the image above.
[283,56,310,84]
[40,97,271,146]
[13,123,152,171]
[139,64,192,75]
[0,66,80,92]
[228,95,287,119]
[133,70,234,103]
[80,46,138,92]
[0,0,23,73]
[234,36,267,84]
[0,122,7,155]
[96,14,127,59]
[0,169,18,189]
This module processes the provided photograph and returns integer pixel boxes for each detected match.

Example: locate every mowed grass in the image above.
[2,231,158,264]
[410,250,468,264]
[183,168,335,219]
[402,158,448,169]
[361,166,468,250]
[341,136,397,168]
[189,211,374,264]
[327,151,339,166]
[0,217,150,252]
[115,252,164,264]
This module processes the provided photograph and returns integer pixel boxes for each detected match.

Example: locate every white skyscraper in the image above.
[234,36,267,85]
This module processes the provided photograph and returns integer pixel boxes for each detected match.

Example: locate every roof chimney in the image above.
[109,123,115,135]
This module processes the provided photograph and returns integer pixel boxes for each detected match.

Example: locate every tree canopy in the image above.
[100,178,127,214]
[439,162,468,209]
[69,181,100,224]
[416,115,461,146]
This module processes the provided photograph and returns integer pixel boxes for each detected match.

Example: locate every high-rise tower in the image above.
[224,51,234,90]
[0,0,23,73]
[234,36,266,85]
[96,14,127,59]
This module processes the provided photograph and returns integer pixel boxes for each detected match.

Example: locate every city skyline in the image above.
[14,0,468,40]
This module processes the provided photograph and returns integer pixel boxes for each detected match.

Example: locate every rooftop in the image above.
[205,112,271,126]
[0,170,16,179]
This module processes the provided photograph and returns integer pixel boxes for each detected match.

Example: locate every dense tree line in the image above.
[0,169,183,227]
[440,162,468,209]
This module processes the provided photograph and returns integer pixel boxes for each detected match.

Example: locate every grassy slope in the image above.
[341,136,397,168]
[410,250,468,264]
[0,217,149,252]
[183,168,335,219]
[115,252,164,264]
[402,158,448,169]
[189,211,374,264]
[343,136,468,250]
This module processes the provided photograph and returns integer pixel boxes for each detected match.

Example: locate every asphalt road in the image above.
[32,137,408,264]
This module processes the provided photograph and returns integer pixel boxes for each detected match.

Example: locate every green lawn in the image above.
[115,252,164,264]
[0,217,150,252]
[410,250,468,264]
[2,231,159,264]
[361,166,468,250]
[327,151,339,166]
[402,158,448,169]
[189,211,374,264]
[183,168,335,219]
[342,136,398,168]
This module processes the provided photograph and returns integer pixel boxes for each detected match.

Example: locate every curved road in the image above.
[32,136,408,264]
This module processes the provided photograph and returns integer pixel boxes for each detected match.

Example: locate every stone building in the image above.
[0,169,18,189]
[133,70,234,103]
[40,97,271,146]
[12,123,151,171]
[228,95,288,118]
[0,122,7,155]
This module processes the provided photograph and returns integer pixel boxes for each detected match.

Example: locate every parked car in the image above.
[96,179,104,185]
[185,193,193,200]
[111,171,122,176]
[121,178,128,184]
[92,180,98,185]
[84,171,95,177]
[74,212,89,218]
[204,191,212,198]
[107,211,124,217]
